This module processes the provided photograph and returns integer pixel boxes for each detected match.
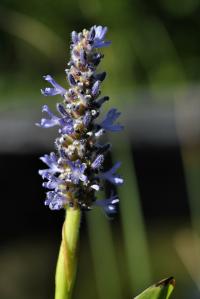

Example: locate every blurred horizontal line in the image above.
[1,94,200,153]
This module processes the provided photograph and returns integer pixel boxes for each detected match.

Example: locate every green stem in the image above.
[55,207,81,299]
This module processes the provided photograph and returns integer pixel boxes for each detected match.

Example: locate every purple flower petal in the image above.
[95,194,119,215]
[39,152,60,176]
[94,41,111,48]
[68,73,76,86]
[80,49,87,65]
[91,155,104,169]
[36,104,74,132]
[71,31,78,44]
[88,27,95,41]
[90,25,111,48]
[66,160,88,184]
[83,111,92,127]
[91,80,100,97]
[42,173,64,190]
[95,26,107,40]
[56,103,69,117]
[45,191,67,210]
[59,120,74,134]
[40,152,57,167]
[100,162,123,185]
[101,108,124,132]
[41,75,66,97]
[36,105,60,128]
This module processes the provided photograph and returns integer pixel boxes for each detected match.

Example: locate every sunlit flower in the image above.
[37,25,123,215]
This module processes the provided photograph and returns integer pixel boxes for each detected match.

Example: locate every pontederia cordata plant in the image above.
[37,25,175,299]
[37,25,123,299]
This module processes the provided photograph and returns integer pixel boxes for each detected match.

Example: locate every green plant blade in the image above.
[134,277,175,299]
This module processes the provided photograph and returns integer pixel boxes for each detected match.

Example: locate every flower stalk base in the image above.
[55,208,81,299]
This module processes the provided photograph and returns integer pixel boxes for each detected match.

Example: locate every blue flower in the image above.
[42,174,64,190]
[67,160,88,184]
[36,105,74,134]
[95,194,119,215]
[89,26,111,48]
[45,191,67,210]
[36,105,61,128]
[39,152,60,178]
[100,162,123,185]
[101,108,124,132]
[41,75,67,97]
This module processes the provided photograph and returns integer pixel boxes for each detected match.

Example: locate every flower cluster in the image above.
[37,25,123,215]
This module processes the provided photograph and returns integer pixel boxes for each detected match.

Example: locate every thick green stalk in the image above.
[55,207,81,299]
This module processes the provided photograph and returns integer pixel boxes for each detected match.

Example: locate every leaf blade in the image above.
[134,277,175,299]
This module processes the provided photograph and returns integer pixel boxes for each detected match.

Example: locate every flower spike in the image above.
[37,25,123,214]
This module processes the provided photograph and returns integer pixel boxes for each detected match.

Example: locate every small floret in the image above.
[41,75,67,97]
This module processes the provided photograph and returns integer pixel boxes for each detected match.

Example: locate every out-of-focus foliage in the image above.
[134,277,175,299]
[1,0,200,104]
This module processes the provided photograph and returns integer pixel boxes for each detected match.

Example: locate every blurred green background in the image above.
[1,0,200,298]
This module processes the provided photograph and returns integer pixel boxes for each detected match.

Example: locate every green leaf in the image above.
[134,277,175,299]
